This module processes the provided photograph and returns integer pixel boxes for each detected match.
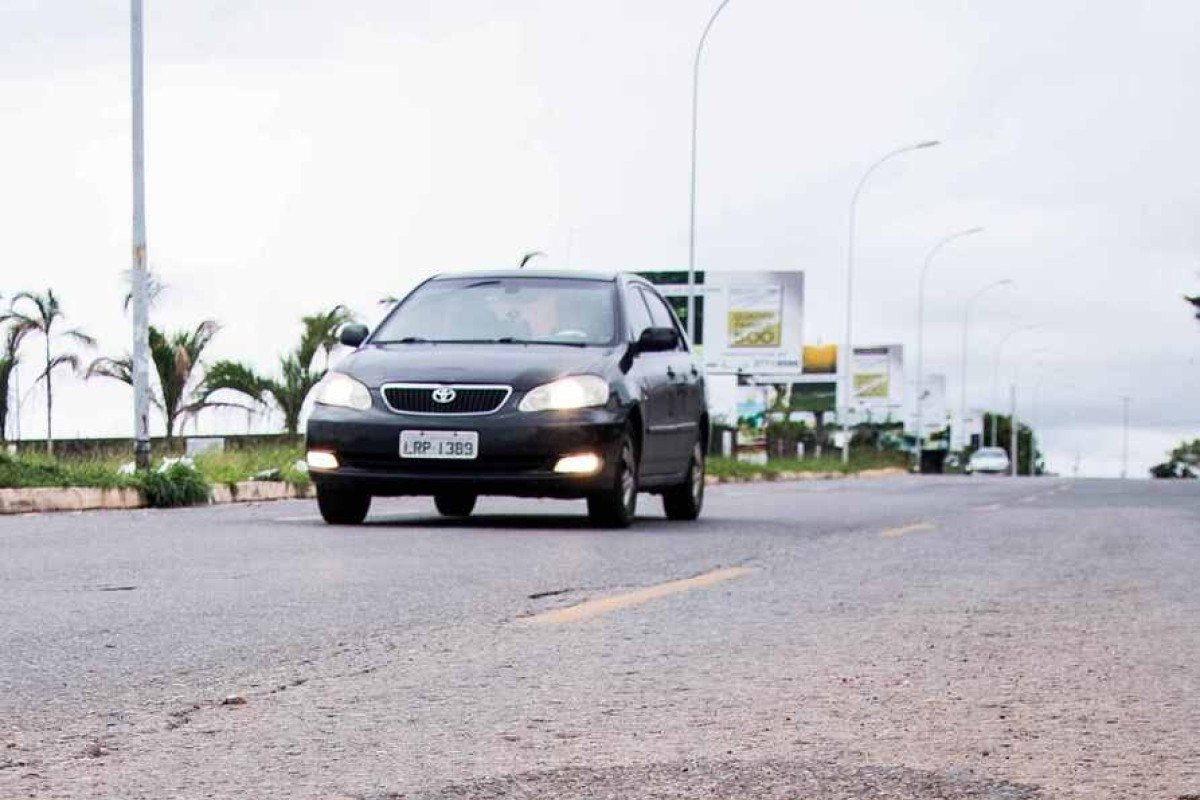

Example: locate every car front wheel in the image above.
[316,485,371,525]
[587,433,638,528]
[662,441,705,521]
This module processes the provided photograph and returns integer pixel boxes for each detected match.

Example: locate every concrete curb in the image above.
[0,486,144,515]
[704,466,907,485]
[0,481,313,515]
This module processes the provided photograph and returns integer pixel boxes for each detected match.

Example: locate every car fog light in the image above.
[554,453,602,475]
[306,450,339,470]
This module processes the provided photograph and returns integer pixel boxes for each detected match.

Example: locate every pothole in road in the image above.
[404,758,1041,799]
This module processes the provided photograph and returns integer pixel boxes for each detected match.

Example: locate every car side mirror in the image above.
[636,326,678,353]
[339,324,369,347]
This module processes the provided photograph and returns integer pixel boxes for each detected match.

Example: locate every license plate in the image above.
[400,430,478,460]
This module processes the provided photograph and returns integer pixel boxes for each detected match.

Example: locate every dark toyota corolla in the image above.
[305,270,708,527]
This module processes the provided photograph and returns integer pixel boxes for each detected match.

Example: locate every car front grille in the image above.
[380,384,512,415]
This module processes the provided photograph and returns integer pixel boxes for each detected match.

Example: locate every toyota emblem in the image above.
[431,387,457,404]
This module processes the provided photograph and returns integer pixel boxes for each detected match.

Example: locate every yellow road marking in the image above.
[519,566,753,626]
[880,521,936,538]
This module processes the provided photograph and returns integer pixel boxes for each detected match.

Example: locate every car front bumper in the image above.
[306,404,627,498]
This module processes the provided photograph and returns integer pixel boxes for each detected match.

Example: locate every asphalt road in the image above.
[1,476,1197,799]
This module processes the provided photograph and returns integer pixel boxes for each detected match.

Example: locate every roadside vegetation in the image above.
[0,451,134,490]
[87,320,228,444]
[0,290,95,454]
[707,449,908,480]
[0,444,308,506]
[202,307,355,434]
[1150,438,1198,479]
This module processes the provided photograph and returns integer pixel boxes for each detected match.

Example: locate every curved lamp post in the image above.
[841,139,940,464]
[686,0,736,346]
[958,278,1014,449]
[912,226,983,465]
[519,251,546,269]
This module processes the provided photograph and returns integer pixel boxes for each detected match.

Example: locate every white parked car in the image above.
[967,447,1011,475]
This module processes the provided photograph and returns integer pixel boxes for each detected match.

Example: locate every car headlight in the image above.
[314,372,372,411]
[518,375,609,412]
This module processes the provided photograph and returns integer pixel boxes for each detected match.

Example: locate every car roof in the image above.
[429,269,620,282]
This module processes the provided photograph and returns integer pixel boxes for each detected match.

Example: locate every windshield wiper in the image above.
[493,337,589,347]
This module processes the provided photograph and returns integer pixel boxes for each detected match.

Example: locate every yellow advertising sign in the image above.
[802,344,837,374]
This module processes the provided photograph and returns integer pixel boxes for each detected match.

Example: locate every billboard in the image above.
[907,373,948,437]
[643,270,805,376]
[851,344,904,412]
[790,381,837,413]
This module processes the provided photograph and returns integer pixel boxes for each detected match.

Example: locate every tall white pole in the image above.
[842,140,940,465]
[11,366,18,441]
[913,226,982,468]
[1120,395,1130,479]
[1009,382,1018,477]
[686,0,734,348]
[990,325,1036,446]
[131,0,151,469]
[958,278,1013,451]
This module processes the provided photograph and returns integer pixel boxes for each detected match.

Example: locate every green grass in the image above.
[708,450,909,480]
[0,452,134,490]
[1,445,309,498]
[137,463,211,507]
[192,446,309,490]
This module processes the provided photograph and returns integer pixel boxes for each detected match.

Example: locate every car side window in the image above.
[625,286,654,340]
[640,288,687,351]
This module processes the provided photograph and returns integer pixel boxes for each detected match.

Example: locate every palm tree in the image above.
[203,306,355,434]
[86,321,225,444]
[0,323,31,442]
[1,290,95,454]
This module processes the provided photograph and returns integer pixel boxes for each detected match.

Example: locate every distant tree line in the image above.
[1150,439,1198,479]
[0,281,356,452]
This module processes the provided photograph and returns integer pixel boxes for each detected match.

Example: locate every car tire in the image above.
[434,493,477,518]
[587,433,638,528]
[316,485,371,525]
[662,441,705,521]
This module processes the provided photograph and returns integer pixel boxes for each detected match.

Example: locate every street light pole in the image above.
[989,325,1037,446]
[841,139,940,465]
[130,0,151,470]
[1120,395,1130,479]
[1010,382,1018,477]
[686,0,735,347]
[913,226,982,468]
[958,278,1013,451]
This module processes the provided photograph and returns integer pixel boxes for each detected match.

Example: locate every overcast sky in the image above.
[1,1,1197,476]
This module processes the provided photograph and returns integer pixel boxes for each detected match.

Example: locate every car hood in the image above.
[337,343,620,390]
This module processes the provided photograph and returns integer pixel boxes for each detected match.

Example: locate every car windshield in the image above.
[975,448,1007,458]
[374,277,617,346]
